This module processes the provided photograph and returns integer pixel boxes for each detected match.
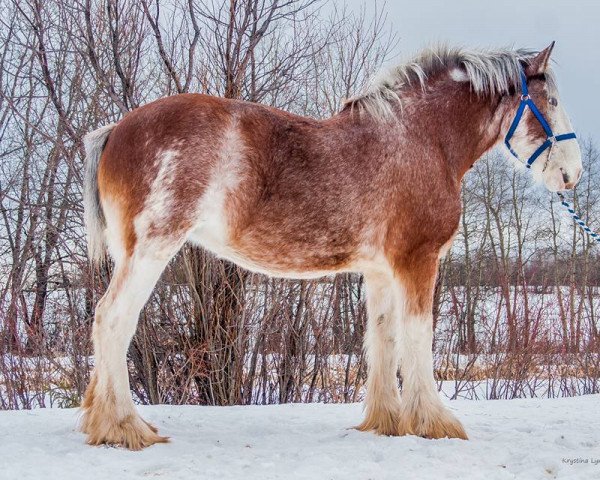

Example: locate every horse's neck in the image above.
[397,85,507,177]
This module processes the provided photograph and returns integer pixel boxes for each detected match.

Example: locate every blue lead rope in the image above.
[557,192,600,244]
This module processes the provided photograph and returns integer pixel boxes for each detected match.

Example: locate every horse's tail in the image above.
[83,123,115,264]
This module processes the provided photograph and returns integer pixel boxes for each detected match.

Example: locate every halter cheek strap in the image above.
[503,72,600,246]
[504,72,577,168]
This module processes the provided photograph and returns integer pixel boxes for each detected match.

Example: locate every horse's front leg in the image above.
[356,269,402,435]
[395,254,468,439]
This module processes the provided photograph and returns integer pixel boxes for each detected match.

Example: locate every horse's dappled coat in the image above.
[81,44,582,449]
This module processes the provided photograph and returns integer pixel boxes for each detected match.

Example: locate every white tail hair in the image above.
[83,124,115,264]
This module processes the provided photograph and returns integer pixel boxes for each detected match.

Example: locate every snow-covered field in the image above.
[1,395,599,480]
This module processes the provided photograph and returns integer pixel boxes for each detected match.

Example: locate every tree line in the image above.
[0,0,597,409]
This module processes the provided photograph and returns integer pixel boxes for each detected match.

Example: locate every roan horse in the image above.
[81,43,582,449]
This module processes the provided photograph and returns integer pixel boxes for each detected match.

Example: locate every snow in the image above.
[1,396,599,480]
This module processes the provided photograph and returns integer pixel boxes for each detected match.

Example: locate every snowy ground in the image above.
[1,396,599,480]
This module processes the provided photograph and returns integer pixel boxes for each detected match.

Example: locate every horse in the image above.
[81,42,582,449]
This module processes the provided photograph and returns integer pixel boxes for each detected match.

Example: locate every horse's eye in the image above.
[549,97,558,107]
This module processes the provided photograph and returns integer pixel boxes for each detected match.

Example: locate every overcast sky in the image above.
[345,0,599,138]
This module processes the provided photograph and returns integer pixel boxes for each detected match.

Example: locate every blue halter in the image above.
[504,72,577,168]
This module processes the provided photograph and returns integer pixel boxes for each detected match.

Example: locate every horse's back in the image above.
[95,93,346,270]
[93,92,455,277]
[98,93,317,193]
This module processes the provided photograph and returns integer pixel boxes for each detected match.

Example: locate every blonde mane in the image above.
[346,45,556,120]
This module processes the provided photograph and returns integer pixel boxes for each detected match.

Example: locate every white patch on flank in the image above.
[133,148,179,246]
[189,122,243,250]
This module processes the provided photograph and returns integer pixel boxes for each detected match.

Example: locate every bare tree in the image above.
[1,0,599,410]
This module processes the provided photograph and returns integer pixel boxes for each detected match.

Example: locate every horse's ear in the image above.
[525,42,555,76]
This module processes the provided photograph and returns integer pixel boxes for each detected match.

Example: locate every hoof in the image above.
[397,405,468,440]
[81,408,169,450]
[355,405,401,436]
[80,376,168,450]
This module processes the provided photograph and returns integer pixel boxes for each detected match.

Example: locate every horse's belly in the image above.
[188,220,355,279]
[188,232,344,279]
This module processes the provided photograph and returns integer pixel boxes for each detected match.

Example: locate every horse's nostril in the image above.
[561,169,570,186]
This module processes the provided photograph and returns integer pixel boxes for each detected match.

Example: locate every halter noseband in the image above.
[504,72,577,168]
[504,72,598,247]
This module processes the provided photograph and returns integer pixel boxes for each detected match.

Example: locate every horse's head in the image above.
[504,42,582,192]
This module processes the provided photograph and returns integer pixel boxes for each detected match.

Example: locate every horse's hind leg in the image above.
[81,240,181,450]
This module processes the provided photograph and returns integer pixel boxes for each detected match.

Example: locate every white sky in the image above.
[344,0,599,138]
